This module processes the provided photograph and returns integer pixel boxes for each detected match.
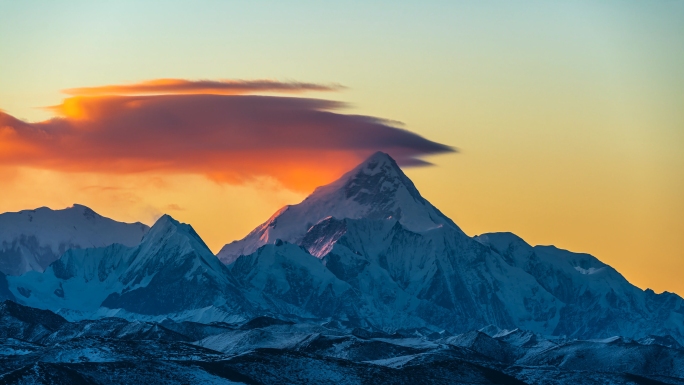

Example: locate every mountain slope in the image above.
[475,232,684,342]
[222,152,684,344]
[0,204,149,275]
[217,151,460,264]
[230,240,447,330]
[230,241,360,319]
[310,217,562,333]
[7,215,251,321]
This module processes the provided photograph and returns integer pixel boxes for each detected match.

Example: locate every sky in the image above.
[1,1,683,294]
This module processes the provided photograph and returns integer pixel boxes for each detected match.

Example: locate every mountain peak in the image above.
[142,214,212,257]
[66,204,101,219]
[357,151,398,170]
[339,151,401,178]
[145,214,190,240]
[67,203,92,210]
[217,151,460,263]
[153,214,179,227]
[310,151,420,204]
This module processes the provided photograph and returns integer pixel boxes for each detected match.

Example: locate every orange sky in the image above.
[1,1,682,296]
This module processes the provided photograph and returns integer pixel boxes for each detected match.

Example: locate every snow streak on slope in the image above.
[217,151,460,264]
[0,204,148,275]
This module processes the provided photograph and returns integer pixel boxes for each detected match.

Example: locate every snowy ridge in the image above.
[0,204,148,275]
[474,232,684,342]
[6,215,252,320]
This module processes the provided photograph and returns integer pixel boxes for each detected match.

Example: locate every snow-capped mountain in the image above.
[0,204,148,275]
[7,215,252,322]
[2,150,683,368]
[474,232,684,342]
[217,151,460,264]
[218,151,684,344]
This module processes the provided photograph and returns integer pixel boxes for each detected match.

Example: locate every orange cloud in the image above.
[1,81,455,191]
[63,79,343,96]
[164,204,185,211]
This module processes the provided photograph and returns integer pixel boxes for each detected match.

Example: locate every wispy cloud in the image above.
[0,79,455,191]
[63,79,343,96]
[164,204,185,211]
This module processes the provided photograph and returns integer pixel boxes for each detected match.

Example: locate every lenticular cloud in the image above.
[63,78,344,96]
[0,79,455,191]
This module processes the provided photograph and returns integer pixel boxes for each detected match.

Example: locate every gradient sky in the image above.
[1,1,683,294]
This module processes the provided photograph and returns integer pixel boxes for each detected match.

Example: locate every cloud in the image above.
[0,80,455,191]
[164,204,185,211]
[63,79,343,96]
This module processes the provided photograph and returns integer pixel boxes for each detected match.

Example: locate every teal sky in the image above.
[1,0,683,294]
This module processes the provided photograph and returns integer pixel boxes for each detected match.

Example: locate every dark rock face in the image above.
[0,236,62,275]
[0,272,16,302]
[340,153,422,220]
[239,316,294,330]
[0,300,68,343]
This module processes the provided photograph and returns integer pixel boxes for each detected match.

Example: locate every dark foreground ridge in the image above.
[1,301,683,385]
